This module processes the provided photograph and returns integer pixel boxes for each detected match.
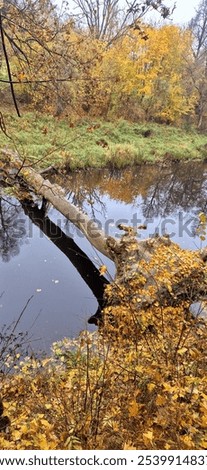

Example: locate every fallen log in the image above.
[0,149,111,259]
[0,149,155,264]
[1,149,207,319]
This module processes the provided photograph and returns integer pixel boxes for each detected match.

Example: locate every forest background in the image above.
[0,0,207,129]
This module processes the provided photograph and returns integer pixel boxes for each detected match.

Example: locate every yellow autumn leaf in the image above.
[36,434,48,449]
[42,358,51,367]
[162,383,174,392]
[40,419,53,429]
[143,431,153,445]
[135,365,144,373]
[124,442,137,450]
[99,265,107,276]
[200,439,207,449]
[17,72,26,82]
[128,400,139,417]
[12,430,23,441]
[2,402,10,410]
[155,395,167,406]
[178,347,188,355]
[201,415,207,427]
[199,212,207,223]
[20,424,28,434]
[147,383,156,393]
[180,435,194,448]
[45,404,52,410]
[65,435,82,450]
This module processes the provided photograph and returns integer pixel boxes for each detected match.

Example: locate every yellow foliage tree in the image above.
[2,6,198,123]
[94,24,196,123]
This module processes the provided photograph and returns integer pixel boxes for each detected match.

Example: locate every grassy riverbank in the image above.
[2,111,207,169]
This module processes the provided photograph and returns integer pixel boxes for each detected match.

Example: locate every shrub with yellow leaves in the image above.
[0,235,207,450]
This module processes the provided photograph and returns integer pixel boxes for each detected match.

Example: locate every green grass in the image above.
[1,111,207,170]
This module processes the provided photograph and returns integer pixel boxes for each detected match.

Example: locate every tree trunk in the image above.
[1,150,112,259]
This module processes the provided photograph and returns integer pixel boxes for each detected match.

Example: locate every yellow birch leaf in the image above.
[124,442,137,450]
[147,383,156,393]
[163,383,174,392]
[12,430,22,441]
[180,435,194,448]
[20,424,28,434]
[201,415,207,427]
[40,419,53,429]
[45,404,52,410]
[178,347,188,355]
[199,212,207,223]
[128,400,139,417]
[200,439,207,449]
[37,434,48,449]
[156,395,167,406]
[99,265,107,275]
[143,431,153,445]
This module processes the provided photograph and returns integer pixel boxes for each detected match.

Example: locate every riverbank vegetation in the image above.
[2,112,207,169]
[0,233,207,450]
[1,1,207,170]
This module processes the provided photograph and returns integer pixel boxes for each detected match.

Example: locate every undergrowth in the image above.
[0,236,207,450]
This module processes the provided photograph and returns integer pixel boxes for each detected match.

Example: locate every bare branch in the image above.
[0,13,21,116]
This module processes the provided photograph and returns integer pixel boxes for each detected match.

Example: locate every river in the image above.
[1,161,207,353]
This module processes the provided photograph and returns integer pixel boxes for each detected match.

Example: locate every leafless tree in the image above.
[71,0,174,44]
[189,0,207,129]
[190,0,207,57]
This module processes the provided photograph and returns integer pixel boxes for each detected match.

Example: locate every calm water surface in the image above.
[1,162,207,352]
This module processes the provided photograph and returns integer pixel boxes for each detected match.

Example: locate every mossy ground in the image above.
[1,111,207,170]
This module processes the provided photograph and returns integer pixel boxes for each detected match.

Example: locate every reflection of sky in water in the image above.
[68,193,204,252]
[0,209,99,354]
[1,164,207,352]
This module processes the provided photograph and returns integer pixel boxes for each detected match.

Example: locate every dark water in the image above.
[1,161,207,352]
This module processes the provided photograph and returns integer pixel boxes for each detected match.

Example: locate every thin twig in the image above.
[0,14,21,117]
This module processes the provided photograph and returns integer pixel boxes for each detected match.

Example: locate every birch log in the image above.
[1,150,112,259]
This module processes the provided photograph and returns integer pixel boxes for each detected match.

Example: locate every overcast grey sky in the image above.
[171,0,200,24]
[59,0,201,25]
